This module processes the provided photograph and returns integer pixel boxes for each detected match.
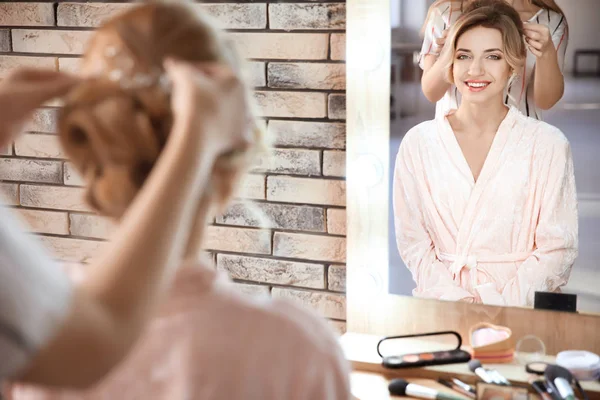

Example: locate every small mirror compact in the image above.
[470,323,515,364]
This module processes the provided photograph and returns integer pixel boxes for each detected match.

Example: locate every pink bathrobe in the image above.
[6,262,351,400]
[393,107,578,307]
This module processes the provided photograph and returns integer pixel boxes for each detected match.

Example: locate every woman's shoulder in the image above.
[513,110,569,148]
[402,119,439,145]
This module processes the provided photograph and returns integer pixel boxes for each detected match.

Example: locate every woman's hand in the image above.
[164,59,253,159]
[0,68,80,147]
[524,23,555,59]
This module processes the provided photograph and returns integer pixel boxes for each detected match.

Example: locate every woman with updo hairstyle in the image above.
[393,0,578,307]
[4,1,351,399]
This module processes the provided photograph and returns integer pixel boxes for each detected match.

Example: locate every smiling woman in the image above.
[419,0,568,119]
[391,0,578,307]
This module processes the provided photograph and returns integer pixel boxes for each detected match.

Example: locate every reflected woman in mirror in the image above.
[420,0,568,120]
[393,0,578,308]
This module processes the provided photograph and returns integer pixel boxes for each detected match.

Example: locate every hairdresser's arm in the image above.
[526,22,567,110]
[420,27,452,103]
[18,61,249,389]
[421,54,452,103]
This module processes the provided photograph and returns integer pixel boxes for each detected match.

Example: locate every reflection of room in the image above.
[388,0,600,313]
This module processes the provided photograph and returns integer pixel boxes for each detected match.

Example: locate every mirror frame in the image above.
[345,0,600,354]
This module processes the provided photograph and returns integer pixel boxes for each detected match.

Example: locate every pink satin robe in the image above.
[5,263,351,400]
[393,107,578,307]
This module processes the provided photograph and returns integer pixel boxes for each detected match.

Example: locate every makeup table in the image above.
[351,372,472,400]
[343,333,600,400]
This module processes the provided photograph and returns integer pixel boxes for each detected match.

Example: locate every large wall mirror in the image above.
[387,0,600,315]
[346,0,600,352]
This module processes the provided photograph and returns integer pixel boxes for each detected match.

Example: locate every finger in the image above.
[526,39,543,50]
[0,73,81,114]
[435,37,445,46]
[523,22,542,30]
[4,67,67,82]
[527,45,542,58]
[524,32,539,41]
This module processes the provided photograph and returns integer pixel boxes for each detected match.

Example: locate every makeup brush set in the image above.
[377,328,598,399]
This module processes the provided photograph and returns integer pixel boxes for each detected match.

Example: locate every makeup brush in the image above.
[389,379,465,400]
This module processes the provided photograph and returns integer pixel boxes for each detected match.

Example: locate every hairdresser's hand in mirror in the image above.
[434,28,449,55]
[436,29,453,66]
[164,58,252,157]
[0,68,80,147]
[524,23,554,59]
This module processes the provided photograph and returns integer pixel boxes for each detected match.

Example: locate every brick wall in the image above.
[0,1,347,332]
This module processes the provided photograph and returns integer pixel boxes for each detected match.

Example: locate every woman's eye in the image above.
[487,54,501,60]
[456,54,469,60]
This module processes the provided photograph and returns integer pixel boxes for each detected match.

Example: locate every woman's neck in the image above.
[183,196,215,261]
[452,99,510,137]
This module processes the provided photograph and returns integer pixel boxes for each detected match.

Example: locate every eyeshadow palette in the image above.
[378,331,472,369]
[382,348,472,369]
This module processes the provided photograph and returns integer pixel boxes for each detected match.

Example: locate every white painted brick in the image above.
[0,158,62,184]
[268,63,345,90]
[0,3,55,26]
[230,33,329,60]
[323,150,345,177]
[218,201,325,232]
[269,3,345,30]
[267,176,345,206]
[70,213,116,240]
[272,288,346,320]
[40,236,104,264]
[14,134,64,159]
[17,209,69,235]
[238,174,265,200]
[217,254,325,289]
[0,183,18,205]
[58,57,81,73]
[57,3,132,27]
[20,185,90,212]
[204,226,271,255]
[0,30,10,52]
[200,4,267,29]
[328,94,346,120]
[0,145,10,156]
[253,148,321,176]
[233,282,270,296]
[254,91,326,118]
[330,33,345,60]
[26,108,58,134]
[12,29,93,55]
[58,3,267,30]
[0,56,56,78]
[268,121,346,150]
[273,232,346,263]
[327,208,346,235]
[328,264,346,292]
[64,162,84,187]
[246,62,266,87]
